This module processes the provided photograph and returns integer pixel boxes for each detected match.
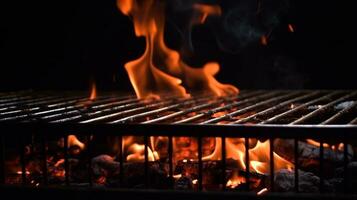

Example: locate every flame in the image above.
[117,0,238,99]
[89,82,97,100]
[68,135,85,150]
[124,136,160,162]
[202,138,294,188]
[306,139,329,148]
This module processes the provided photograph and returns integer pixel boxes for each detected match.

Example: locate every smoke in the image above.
[165,0,291,54]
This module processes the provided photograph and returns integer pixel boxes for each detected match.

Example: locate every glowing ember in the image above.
[117,0,238,99]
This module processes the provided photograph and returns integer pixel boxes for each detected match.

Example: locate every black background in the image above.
[1,0,356,92]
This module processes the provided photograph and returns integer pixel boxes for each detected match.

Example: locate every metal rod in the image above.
[41,134,48,185]
[20,136,26,185]
[203,92,297,124]
[0,135,4,184]
[292,92,357,124]
[63,135,70,186]
[233,91,319,124]
[146,91,262,124]
[143,96,237,124]
[343,140,349,193]
[144,136,149,188]
[294,139,299,193]
[87,135,92,187]
[110,96,211,124]
[197,136,203,191]
[349,117,357,125]
[262,91,343,124]
[270,138,274,192]
[321,101,357,124]
[221,136,226,190]
[319,141,324,193]
[245,137,250,191]
[168,136,173,186]
[119,135,124,187]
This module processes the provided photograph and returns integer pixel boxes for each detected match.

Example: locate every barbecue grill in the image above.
[0,90,356,199]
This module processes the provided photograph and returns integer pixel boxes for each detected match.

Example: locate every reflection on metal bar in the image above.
[322,101,357,124]
[198,137,203,191]
[221,136,226,191]
[87,135,93,187]
[245,137,250,191]
[262,91,342,124]
[20,137,26,185]
[319,141,324,193]
[270,138,274,192]
[0,135,4,184]
[144,136,149,188]
[119,135,124,187]
[63,135,70,186]
[168,136,173,184]
[292,92,357,124]
[294,139,299,193]
[41,134,48,185]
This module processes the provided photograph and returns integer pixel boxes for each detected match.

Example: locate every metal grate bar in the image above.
[321,101,357,124]
[231,91,320,124]
[291,92,357,124]
[108,96,211,124]
[202,91,300,124]
[173,91,267,124]
[261,91,343,124]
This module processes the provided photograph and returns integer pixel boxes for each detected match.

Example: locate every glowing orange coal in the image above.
[117,0,238,99]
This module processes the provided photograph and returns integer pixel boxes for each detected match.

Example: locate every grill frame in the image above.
[0,90,357,199]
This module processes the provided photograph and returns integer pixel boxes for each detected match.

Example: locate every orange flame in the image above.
[203,138,294,188]
[89,82,97,100]
[68,135,85,150]
[117,0,238,99]
[123,136,160,162]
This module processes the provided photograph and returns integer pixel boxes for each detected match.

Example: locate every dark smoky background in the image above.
[1,0,356,92]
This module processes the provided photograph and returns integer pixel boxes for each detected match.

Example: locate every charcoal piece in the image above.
[274,139,353,165]
[273,169,335,193]
[121,162,169,189]
[92,155,120,177]
[174,176,194,190]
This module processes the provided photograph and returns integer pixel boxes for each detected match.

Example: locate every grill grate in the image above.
[1,90,357,199]
[0,90,356,125]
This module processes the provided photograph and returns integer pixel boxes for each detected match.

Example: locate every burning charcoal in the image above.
[274,169,334,193]
[174,176,194,190]
[274,139,354,165]
[91,155,120,181]
[121,162,169,189]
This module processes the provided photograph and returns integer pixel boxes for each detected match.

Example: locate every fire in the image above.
[202,138,294,188]
[89,82,97,100]
[123,136,160,162]
[117,0,238,99]
[68,135,85,150]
